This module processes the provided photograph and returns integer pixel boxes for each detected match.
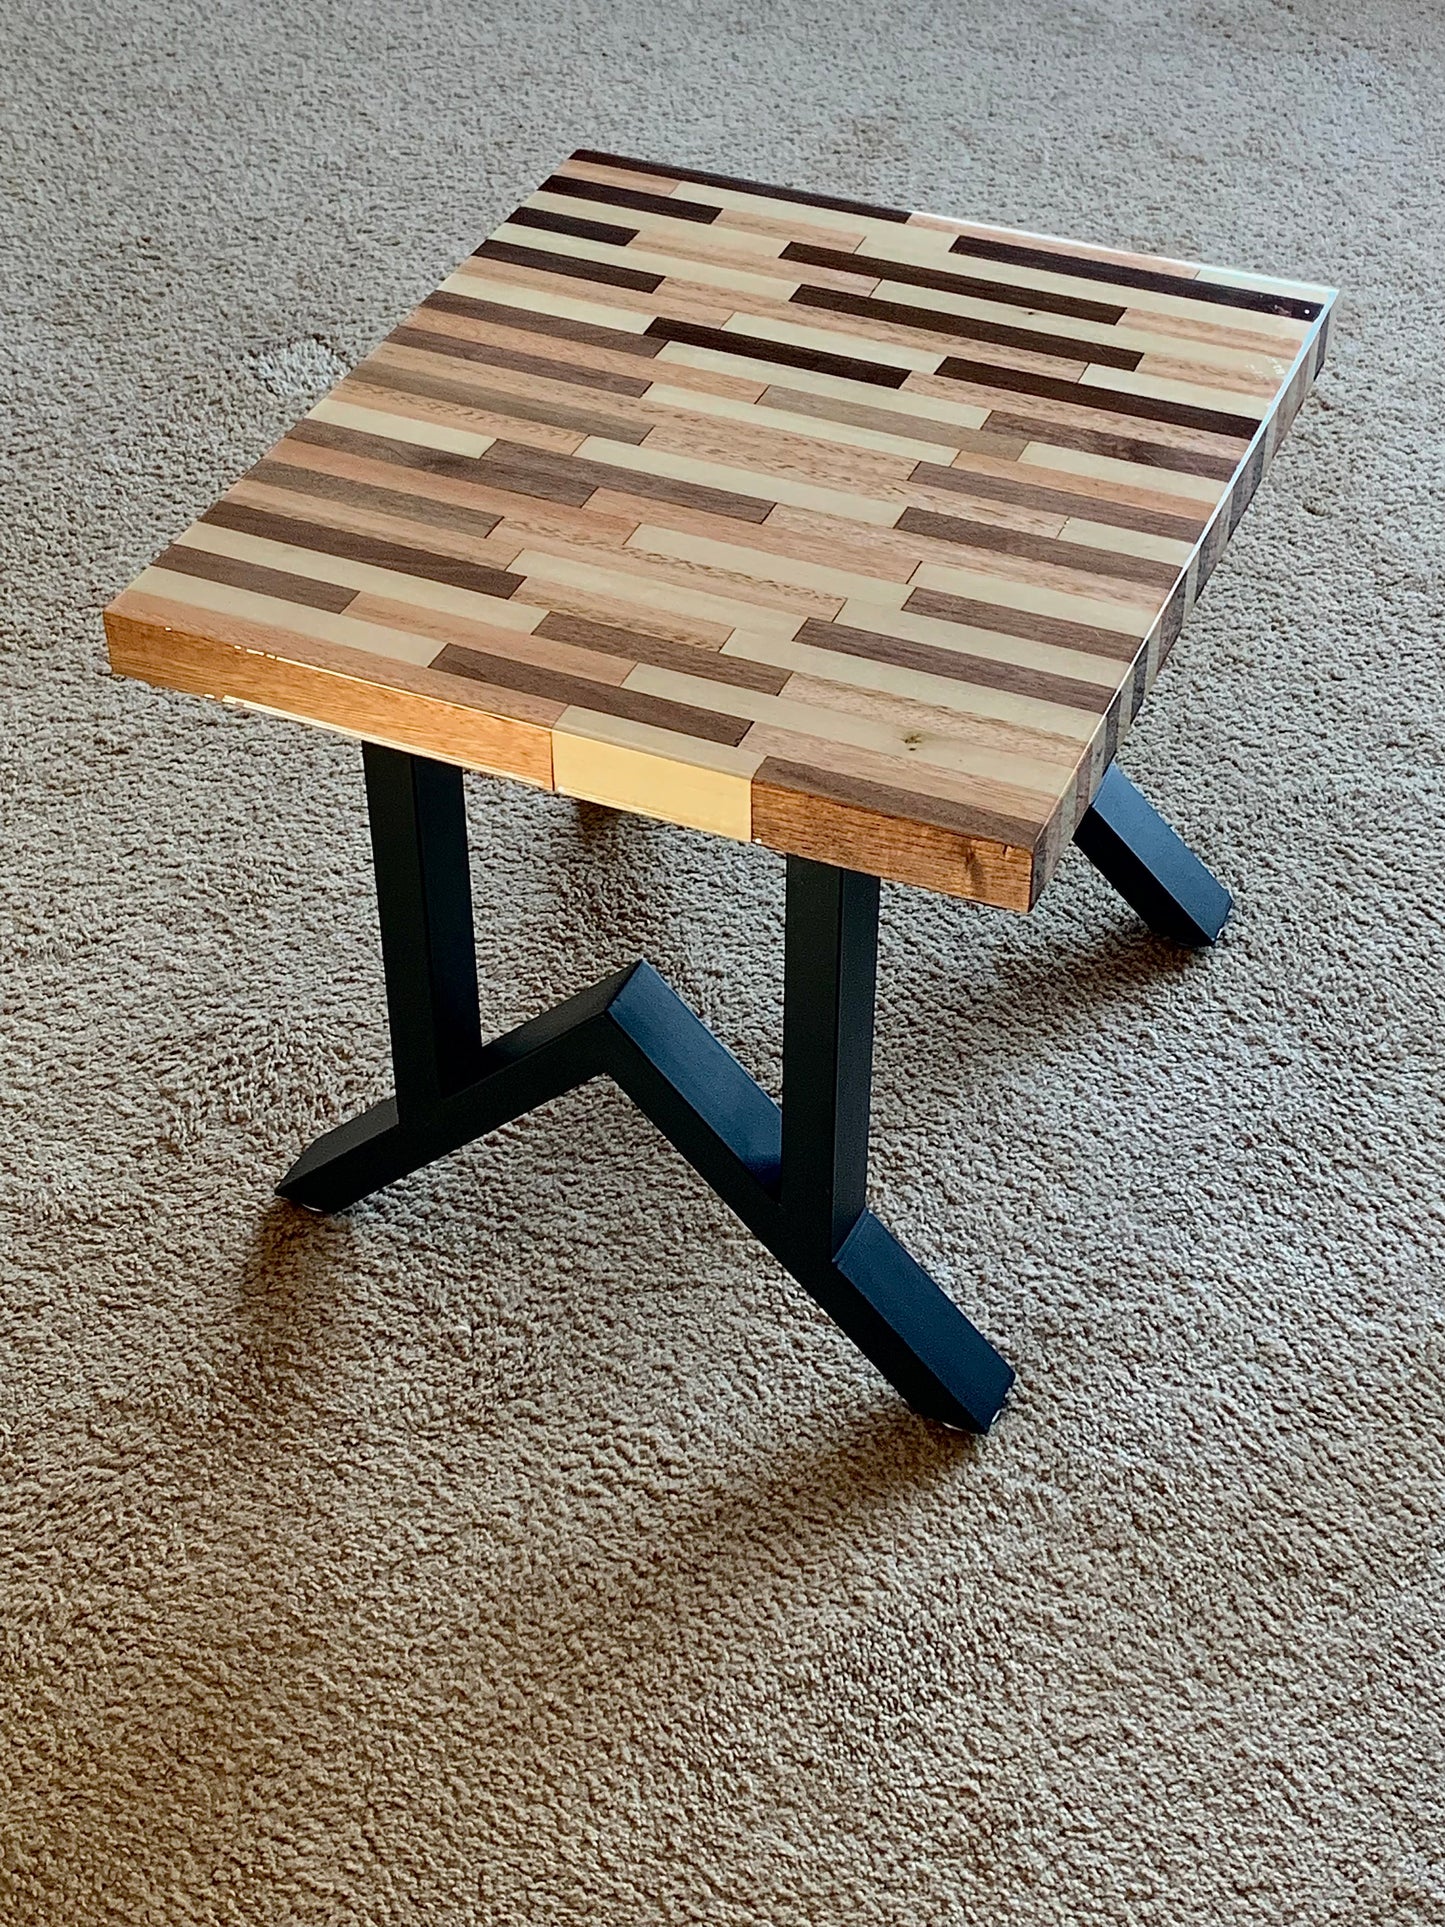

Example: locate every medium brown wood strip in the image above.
[432,643,753,744]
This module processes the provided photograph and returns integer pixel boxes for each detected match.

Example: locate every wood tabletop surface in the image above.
[104,150,1335,911]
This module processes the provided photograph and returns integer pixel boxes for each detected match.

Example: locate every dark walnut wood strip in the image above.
[894,506,1182,589]
[153,543,359,613]
[570,149,915,224]
[902,586,1144,663]
[779,241,1125,324]
[946,233,1324,322]
[389,325,653,396]
[507,204,639,247]
[937,355,1262,439]
[536,611,789,693]
[541,172,722,223]
[987,411,1241,481]
[478,438,773,522]
[200,501,525,599]
[905,460,1209,539]
[643,316,909,389]
[752,755,1040,852]
[471,238,663,294]
[790,283,1143,370]
[250,458,505,541]
[347,361,651,443]
[792,617,1113,715]
[421,290,663,359]
[432,643,752,745]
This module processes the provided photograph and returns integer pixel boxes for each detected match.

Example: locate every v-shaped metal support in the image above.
[279,745,1015,1433]
[1074,764,1234,947]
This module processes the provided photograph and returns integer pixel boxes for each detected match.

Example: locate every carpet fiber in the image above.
[2,2,1442,1920]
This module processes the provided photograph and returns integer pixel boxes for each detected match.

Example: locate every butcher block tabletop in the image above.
[104,149,1335,912]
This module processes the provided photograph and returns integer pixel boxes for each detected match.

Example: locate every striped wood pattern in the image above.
[104,150,1336,911]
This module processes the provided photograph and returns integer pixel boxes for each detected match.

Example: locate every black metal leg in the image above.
[279,746,1014,1432]
[1074,763,1233,947]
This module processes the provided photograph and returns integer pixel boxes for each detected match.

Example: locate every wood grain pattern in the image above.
[103,149,1335,911]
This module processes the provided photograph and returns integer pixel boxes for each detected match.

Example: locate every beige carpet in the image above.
[2,0,1443,1919]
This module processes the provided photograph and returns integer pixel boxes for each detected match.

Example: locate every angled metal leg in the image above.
[1074,763,1233,947]
[279,745,1014,1432]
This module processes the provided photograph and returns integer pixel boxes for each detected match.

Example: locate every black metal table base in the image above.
[279,745,1016,1432]
[1073,764,1233,947]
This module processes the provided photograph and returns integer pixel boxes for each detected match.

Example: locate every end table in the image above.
[104,150,1335,1430]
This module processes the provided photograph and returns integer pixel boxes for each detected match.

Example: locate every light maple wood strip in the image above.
[512,543,814,638]
[1077,363,1271,419]
[939,445,1220,522]
[491,219,809,303]
[713,206,871,251]
[1020,443,1225,502]
[1059,520,1196,566]
[656,341,991,428]
[512,533,842,623]
[553,156,688,193]
[639,405,918,494]
[626,522,913,606]
[575,433,903,527]
[1118,304,1311,352]
[438,269,661,334]
[551,708,759,839]
[643,381,963,466]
